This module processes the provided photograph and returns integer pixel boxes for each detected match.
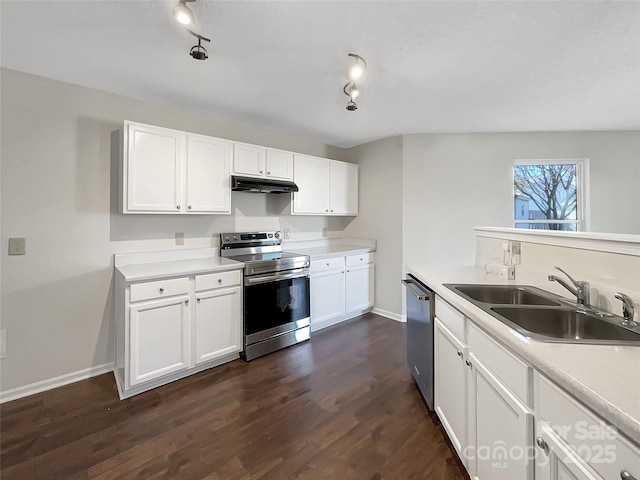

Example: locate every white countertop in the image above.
[116,257,243,282]
[407,264,640,445]
[288,244,374,260]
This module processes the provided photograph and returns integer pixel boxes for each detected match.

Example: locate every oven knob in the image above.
[268,233,273,238]
[274,231,280,239]
[233,236,238,241]
[224,236,230,242]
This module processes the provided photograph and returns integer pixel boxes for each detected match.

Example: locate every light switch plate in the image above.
[8,237,26,255]
[283,229,290,239]
[175,233,184,246]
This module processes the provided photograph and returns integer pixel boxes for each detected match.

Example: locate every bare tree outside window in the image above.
[513,162,583,231]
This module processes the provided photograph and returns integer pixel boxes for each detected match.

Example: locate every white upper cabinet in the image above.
[186,134,231,213]
[124,122,183,213]
[329,160,358,215]
[265,148,294,180]
[232,143,294,181]
[292,154,359,216]
[121,121,231,215]
[292,154,331,214]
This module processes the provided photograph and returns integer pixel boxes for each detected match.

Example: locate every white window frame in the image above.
[513,158,590,232]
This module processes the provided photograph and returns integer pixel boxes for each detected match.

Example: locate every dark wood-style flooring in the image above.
[1,314,466,479]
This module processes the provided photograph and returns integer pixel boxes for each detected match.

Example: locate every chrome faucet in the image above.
[614,292,637,327]
[548,266,590,307]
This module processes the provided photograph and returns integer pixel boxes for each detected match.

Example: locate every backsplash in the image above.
[476,231,640,320]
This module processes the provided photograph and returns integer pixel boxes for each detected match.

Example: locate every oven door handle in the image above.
[245,268,310,285]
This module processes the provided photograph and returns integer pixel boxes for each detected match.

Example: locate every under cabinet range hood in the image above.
[231,175,299,194]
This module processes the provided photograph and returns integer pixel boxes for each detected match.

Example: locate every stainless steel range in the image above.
[220,231,311,361]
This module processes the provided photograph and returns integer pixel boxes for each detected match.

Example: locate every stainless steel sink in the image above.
[450,284,559,306]
[444,283,640,345]
[491,307,640,344]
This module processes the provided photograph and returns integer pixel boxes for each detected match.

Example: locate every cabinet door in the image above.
[265,149,294,180]
[535,423,603,480]
[233,143,265,177]
[329,161,358,215]
[292,154,330,214]
[345,263,374,314]
[186,135,231,213]
[310,269,345,329]
[434,318,468,459]
[126,122,183,212]
[129,296,190,386]
[468,352,533,480]
[195,287,242,364]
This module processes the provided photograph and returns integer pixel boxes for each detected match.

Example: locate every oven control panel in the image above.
[220,231,282,247]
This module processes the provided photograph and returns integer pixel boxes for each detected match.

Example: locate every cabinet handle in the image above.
[536,437,549,455]
[465,359,472,368]
[187,205,192,210]
[176,205,181,210]
[456,350,463,357]
[185,300,189,305]
[621,471,637,480]
[159,287,164,294]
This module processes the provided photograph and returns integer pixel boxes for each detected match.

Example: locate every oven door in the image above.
[244,268,310,344]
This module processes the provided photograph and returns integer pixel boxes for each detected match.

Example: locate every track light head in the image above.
[190,39,208,60]
[346,100,358,111]
[346,53,367,82]
[174,0,195,25]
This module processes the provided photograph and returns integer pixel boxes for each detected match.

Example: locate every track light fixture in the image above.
[188,30,210,61]
[174,0,196,26]
[343,53,367,111]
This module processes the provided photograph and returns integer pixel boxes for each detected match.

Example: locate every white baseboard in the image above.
[0,362,114,404]
[372,307,405,322]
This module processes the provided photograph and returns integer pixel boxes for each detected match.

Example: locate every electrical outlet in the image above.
[175,233,184,246]
[1,330,7,359]
[283,229,290,240]
[322,227,328,237]
[8,238,26,255]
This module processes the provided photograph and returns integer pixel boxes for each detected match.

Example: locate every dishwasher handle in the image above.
[402,279,432,301]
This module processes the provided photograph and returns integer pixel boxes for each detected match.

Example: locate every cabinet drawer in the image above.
[311,257,345,273]
[196,270,242,291]
[435,296,466,342]
[468,322,531,405]
[535,372,640,480]
[345,252,373,266]
[130,277,189,302]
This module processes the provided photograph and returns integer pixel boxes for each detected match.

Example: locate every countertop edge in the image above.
[116,259,245,283]
[406,265,640,445]
[287,245,375,260]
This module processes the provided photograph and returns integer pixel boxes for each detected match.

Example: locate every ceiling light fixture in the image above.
[188,30,210,61]
[343,53,367,111]
[174,0,196,26]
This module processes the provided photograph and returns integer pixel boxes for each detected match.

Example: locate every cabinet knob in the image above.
[176,205,181,210]
[159,287,164,294]
[197,298,201,303]
[326,262,330,266]
[218,278,222,283]
[267,171,270,175]
[185,300,189,305]
[259,170,263,174]
[325,209,328,212]
[188,205,192,210]
[360,257,363,261]
[331,209,334,212]
[341,271,344,274]
[536,437,549,455]
[456,350,463,357]
[621,471,637,480]
[465,359,472,368]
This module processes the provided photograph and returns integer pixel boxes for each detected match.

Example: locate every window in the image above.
[513,159,589,231]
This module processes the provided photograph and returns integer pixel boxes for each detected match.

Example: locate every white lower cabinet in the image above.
[434,317,468,459]
[309,252,374,332]
[194,286,242,364]
[129,295,190,386]
[535,423,603,480]
[114,268,243,399]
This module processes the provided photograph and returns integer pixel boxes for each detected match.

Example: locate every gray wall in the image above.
[343,137,403,318]
[402,131,640,269]
[0,68,350,392]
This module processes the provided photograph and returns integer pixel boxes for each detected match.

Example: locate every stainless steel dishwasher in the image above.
[403,274,435,409]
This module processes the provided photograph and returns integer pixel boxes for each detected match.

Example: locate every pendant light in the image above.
[343,53,367,111]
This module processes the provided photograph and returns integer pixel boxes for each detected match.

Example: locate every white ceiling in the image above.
[1,1,639,148]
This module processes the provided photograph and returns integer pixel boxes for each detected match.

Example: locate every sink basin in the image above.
[491,307,640,344]
[449,284,560,306]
